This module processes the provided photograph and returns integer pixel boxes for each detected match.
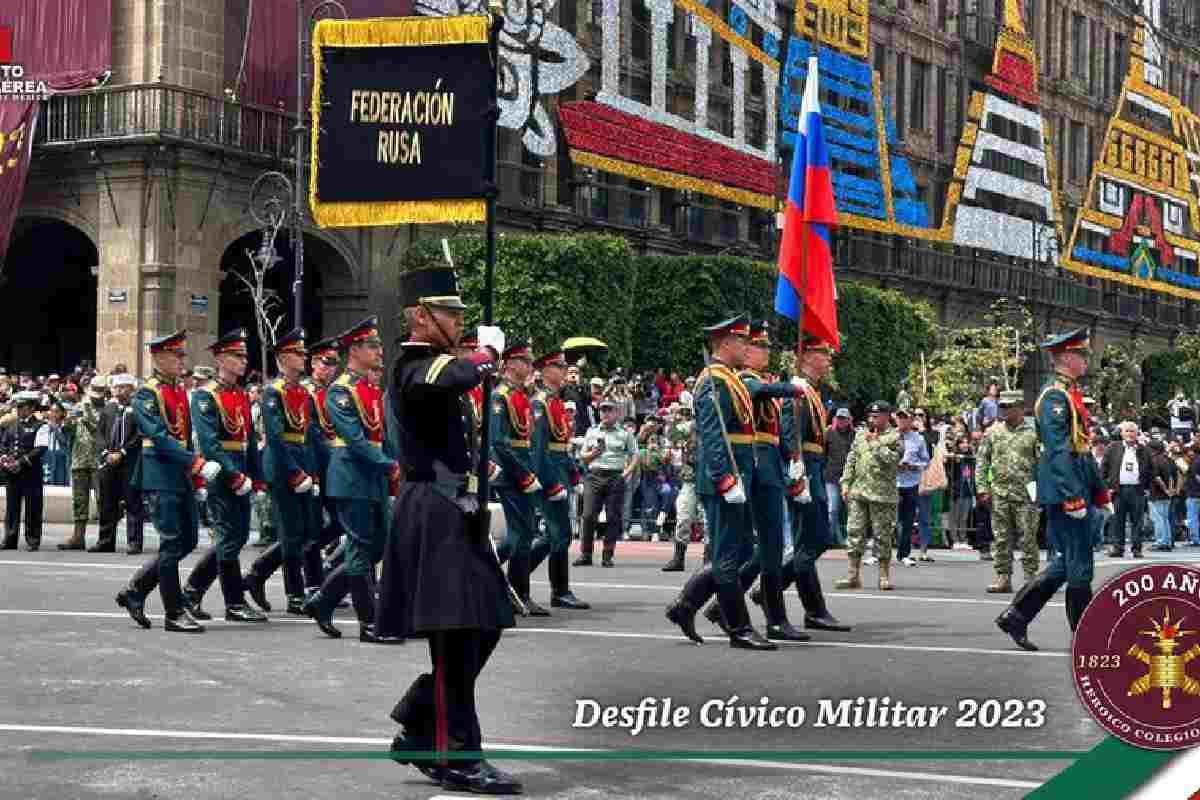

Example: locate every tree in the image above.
[909,298,1035,418]
[226,218,287,382]
[1090,337,1150,422]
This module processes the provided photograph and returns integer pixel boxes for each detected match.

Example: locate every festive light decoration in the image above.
[1062,0,1200,301]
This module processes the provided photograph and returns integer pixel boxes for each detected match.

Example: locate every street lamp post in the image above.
[292,1,348,328]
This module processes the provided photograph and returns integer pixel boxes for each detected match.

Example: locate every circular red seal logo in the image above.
[1072,564,1200,750]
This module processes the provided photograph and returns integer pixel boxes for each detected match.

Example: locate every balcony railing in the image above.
[835,231,1198,331]
[35,83,294,161]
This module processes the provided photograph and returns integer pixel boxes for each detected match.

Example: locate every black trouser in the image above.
[895,485,918,561]
[3,472,43,547]
[97,464,143,550]
[1112,485,1145,552]
[395,629,502,756]
[974,503,993,553]
[578,470,624,558]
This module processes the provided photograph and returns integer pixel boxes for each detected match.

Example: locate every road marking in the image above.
[0,609,1067,658]
[0,723,1043,789]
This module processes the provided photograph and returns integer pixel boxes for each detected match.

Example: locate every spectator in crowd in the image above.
[633,374,659,424]
[1148,439,1178,551]
[41,402,71,486]
[95,374,142,554]
[1185,445,1200,547]
[608,377,637,422]
[562,364,586,408]
[977,381,1001,430]
[1171,441,1189,540]
[580,377,604,432]
[575,399,638,567]
[1102,420,1152,558]
[636,416,666,536]
[58,378,106,550]
[620,415,640,536]
[1089,436,1111,556]
[913,408,939,560]
[824,407,855,545]
[653,368,669,406]
[946,436,976,547]
[894,408,929,567]
[678,376,695,411]
[1169,391,1194,441]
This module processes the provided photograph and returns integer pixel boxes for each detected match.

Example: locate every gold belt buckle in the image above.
[467,474,479,494]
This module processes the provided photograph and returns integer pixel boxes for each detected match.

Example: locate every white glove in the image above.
[523,476,543,494]
[1102,502,1115,516]
[232,477,252,497]
[792,482,812,504]
[722,480,747,505]
[195,487,208,503]
[477,324,506,356]
[1066,506,1087,520]
[548,486,568,502]
[254,490,267,503]
[200,460,222,482]
[488,461,502,481]
[791,375,809,389]
[311,483,321,498]
[293,474,314,494]
[787,459,805,482]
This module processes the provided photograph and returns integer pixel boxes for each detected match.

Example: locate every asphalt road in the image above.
[4,522,1195,799]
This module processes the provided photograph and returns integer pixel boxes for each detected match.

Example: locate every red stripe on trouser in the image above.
[434,640,448,763]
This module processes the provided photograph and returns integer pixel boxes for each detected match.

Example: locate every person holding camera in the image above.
[574,398,638,567]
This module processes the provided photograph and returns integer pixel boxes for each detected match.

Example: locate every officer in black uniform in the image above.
[0,391,48,551]
[376,267,521,795]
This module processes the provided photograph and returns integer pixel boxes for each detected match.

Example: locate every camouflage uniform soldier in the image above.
[662,407,700,571]
[837,401,904,591]
[976,389,1040,593]
[58,382,105,550]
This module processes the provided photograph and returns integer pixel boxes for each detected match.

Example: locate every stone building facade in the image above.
[11,0,1200,376]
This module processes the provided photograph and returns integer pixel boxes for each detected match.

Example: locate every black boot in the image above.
[181,586,212,621]
[1065,586,1093,632]
[665,566,715,644]
[718,584,776,651]
[702,598,732,635]
[160,566,204,633]
[304,564,348,638]
[182,548,219,621]
[352,574,403,644]
[529,536,550,576]
[796,570,851,631]
[243,543,283,611]
[549,550,590,609]
[662,541,686,572]
[115,587,151,629]
[220,561,268,622]
[2,532,18,550]
[601,545,615,568]
[389,674,438,777]
[763,573,810,642]
[283,557,307,615]
[995,572,1058,651]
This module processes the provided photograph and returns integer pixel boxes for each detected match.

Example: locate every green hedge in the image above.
[402,233,936,406]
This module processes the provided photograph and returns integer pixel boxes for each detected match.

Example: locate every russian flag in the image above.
[775,56,840,351]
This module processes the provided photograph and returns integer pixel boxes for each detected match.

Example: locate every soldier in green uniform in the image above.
[58,380,106,550]
[304,317,402,642]
[837,401,905,591]
[179,328,269,623]
[702,320,809,641]
[491,342,549,616]
[666,314,803,650]
[976,389,1040,593]
[116,331,221,633]
[661,404,699,571]
[996,329,1110,651]
[528,349,590,610]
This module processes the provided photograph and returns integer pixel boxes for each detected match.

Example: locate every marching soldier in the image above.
[58,380,105,550]
[529,349,590,610]
[0,391,48,550]
[376,267,521,795]
[179,328,269,623]
[703,320,808,641]
[116,331,221,632]
[976,389,1040,593]
[303,317,402,642]
[755,335,852,631]
[665,314,801,650]
[491,342,548,615]
[243,334,341,612]
[996,329,1109,651]
[837,401,905,591]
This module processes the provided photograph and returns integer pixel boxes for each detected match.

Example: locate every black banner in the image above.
[314,42,492,204]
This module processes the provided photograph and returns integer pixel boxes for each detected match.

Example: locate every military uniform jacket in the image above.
[975,419,1037,503]
[66,400,101,471]
[375,342,513,639]
[841,427,904,503]
[133,375,196,493]
[741,369,795,488]
[1035,374,1106,508]
[489,380,537,492]
[261,378,320,488]
[531,387,573,496]
[781,378,828,462]
[0,415,47,479]
[308,379,335,481]
[192,379,262,489]
[325,371,396,501]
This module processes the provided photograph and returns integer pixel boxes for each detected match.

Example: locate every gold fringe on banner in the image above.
[311,15,489,49]
[308,14,490,228]
[311,199,487,228]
